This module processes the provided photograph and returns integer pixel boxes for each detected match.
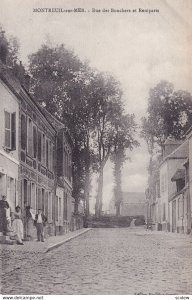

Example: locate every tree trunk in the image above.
[84,166,90,217]
[95,167,104,217]
[74,198,79,215]
[116,202,121,217]
[113,151,123,217]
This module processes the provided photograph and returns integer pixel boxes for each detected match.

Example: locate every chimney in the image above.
[23,74,31,91]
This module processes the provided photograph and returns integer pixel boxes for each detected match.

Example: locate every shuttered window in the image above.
[21,114,27,150]
[4,111,16,150]
[11,113,16,150]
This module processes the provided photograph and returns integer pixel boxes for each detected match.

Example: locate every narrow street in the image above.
[1,228,192,295]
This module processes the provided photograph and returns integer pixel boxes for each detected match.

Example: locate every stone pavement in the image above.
[0,228,91,275]
[1,227,192,295]
[0,227,91,253]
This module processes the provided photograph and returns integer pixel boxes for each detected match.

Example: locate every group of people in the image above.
[0,195,47,245]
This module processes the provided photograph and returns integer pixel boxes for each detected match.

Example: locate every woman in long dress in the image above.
[25,205,35,240]
[12,206,24,245]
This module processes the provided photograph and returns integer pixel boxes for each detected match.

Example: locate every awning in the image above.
[171,169,185,182]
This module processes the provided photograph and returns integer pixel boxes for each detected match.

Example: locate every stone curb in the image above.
[46,228,92,252]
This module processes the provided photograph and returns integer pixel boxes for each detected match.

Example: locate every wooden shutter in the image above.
[21,115,27,150]
[4,111,11,148]
[11,112,16,150]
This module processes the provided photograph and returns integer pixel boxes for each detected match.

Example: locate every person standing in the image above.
[25,205,35,240]
[12,206,24,245]
[35,208,47,242]
[0,195,10,235]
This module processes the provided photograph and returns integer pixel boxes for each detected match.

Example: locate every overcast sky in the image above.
[1,0,192,212]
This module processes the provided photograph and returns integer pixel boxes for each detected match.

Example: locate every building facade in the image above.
[0,58,80,240]
[0,67,19,212]
[19,89,57,238]
[147,137,192,234]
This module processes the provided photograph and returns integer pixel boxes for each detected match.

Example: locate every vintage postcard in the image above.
[0,0,192,298]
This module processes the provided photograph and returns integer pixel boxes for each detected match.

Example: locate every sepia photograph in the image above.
[0,0,192,297]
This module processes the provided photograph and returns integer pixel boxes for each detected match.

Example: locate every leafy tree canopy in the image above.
[141,80,192,154]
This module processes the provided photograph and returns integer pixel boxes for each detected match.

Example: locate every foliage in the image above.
[111,113,139,216]
[0,25,20,67]
[28,43,139,217]
[141,80,192,155]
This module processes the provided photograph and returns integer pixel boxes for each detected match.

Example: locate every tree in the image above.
[28,44,97,216]
[111,114,138,216]
[141,80,192,156]
[0,25,20,68]
[91,72,138,217]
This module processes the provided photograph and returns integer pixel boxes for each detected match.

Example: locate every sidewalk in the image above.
[0,228,91,253]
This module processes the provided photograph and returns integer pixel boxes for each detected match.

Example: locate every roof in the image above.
[41,107,74,146]
[164,137,182,146]
[122,192,145,204]
[166,140,188,160]
[171,169,185,181]
[0,61,56,132]
[41,107,65,131]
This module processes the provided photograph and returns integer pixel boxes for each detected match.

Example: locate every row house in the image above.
[147,137,191,234]
[0,63,19,213]
[19,89,57,237]
[0,57,75,238]
[160,139,189,233]
[42,109,74,234]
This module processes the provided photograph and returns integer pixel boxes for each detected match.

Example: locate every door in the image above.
[172,200,176,232]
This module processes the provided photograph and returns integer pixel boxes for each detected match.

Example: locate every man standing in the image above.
[35,208,47,242]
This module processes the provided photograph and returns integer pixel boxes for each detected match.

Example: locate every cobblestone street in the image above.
[1,228,192,295]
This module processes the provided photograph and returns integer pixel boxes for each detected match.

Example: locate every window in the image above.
[156,180,160,198]
[176,179,185,193]
[48,192,52,222]
[49,142,54,172]
[38,131,41,161]
[46,139,49,168]
[59,197,62,222]
[44,191,48,218]
[4,111,16,150]
[31,182,36,211]
[163,203,166,221]
[42,188,45,213]
[178,197,184,219]
[27,118,33,156]
[37,187,42,210]
[21,115,27,150]
[64,192,67,220]
[42,134,46,166]
[33,126,37,158]
[56,196,59,222]
[69,152,72,182]
[48,140,51,170]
